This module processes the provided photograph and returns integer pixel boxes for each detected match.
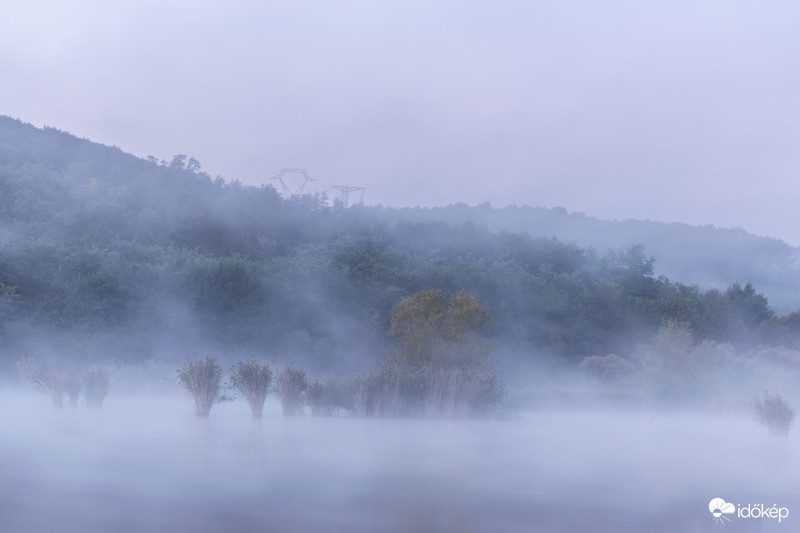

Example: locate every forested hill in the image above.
[1,116,799,379]
[372,205,800,312]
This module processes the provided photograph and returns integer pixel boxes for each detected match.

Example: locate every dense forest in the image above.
[2,116,800,406]
[380,204,800,312]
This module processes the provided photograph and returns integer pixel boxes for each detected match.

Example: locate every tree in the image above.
[753,392,794,436]
[177,356,224,416]
[603,244,655,279]
[645,319,699,402]
[389,289,492,366]
[388,289,500,417]
[275,362,307,416]
[169,154,187,170]
[650,318,694,366]
[726,282,773,332]
[602,244,659,302]
[186,157,202,174]
[229,359,272,417]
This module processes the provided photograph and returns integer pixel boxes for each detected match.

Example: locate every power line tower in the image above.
[332,185,365,207]
[270,168,317,197]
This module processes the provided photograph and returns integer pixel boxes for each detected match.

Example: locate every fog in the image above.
[4,19,800,526]
[4,2,800,244]
[1,385,796,532]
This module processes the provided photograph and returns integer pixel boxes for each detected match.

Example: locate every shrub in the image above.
[230,359,272,418]
[275,362,307,416]
[753,392,794,436]
[177,356,224,416]
[307,376,349,416]
[83,366,112,408]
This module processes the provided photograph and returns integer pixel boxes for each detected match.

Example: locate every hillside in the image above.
[1,116,799,384]
[376,204,800,312]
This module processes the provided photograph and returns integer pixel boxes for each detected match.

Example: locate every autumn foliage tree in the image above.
[387,289,502,417]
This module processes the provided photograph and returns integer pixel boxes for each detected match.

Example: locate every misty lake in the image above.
[0,388,797,532]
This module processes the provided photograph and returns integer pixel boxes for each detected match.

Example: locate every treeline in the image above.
[174,290,504,418]
[1,117,799,380]
[377,203,800,311]
[580,317,800,404]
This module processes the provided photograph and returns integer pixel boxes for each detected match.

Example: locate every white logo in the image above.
[709,497,790,525]
[709,498,735,524]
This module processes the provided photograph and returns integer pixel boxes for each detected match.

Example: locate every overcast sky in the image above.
[2,1,800,244]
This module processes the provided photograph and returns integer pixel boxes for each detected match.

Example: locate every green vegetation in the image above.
[2,117,800,419]
[1,116,797,381]
[229,359,272,417]
[177,356,224,416]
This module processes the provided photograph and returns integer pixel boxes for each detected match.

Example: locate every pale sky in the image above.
[3,1,800,244]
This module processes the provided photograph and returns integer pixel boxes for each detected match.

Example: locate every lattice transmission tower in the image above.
[270,168,317,197]
[332,185,365,207]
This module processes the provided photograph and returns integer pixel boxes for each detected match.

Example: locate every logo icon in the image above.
[709,498,735,524]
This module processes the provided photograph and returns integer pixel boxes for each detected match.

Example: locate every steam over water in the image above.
[0,388,796,532]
